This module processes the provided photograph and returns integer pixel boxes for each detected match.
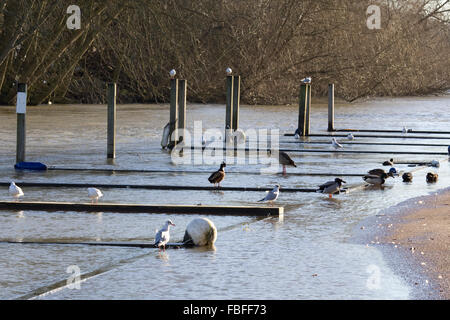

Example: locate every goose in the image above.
[347,133,354,140]
[402,172,413,182]
[317,178,346,198]
[208,162,226,188]
[426,172,438,183]
[87,187,103,203]
[155,219,175,252]
[258,185,280,205]
[279,151,297,175]
[363,172,389,186]
[382,158,394,166]
[9,182,24,200]
[331,138,343,149]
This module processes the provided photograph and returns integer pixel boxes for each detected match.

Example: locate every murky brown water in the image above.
[0,95,449,299]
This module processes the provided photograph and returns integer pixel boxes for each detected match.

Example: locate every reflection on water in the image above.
[0,95,449,299]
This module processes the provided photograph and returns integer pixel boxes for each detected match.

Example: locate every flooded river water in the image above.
[0,95,449,299]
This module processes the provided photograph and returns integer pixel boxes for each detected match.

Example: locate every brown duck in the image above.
[426,172,438,183]
[208,162,226,188]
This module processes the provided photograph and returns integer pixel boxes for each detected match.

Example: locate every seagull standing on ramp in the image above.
[258,185,280,205]
[155,219,175,252]
[87,187,103,203]
[9,182,24,201]
[331,138,343,149]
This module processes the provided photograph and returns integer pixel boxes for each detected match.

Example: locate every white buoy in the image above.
[183,218,217,247]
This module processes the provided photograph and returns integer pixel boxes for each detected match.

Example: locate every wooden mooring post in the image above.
[169,78,179,148]
[178,79,187,143]
[16,83,27,163]
[328,83,335,132]
[107,83,117,159]
[225,75,234,141]
[306,83,311,135]
[297,83,309,136]
[232,75,240,131]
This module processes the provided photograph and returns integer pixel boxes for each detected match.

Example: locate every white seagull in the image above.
[258,185,280,205]
[301,77,312,84]
[232,128,246,144]
[331,137,344,149]
[155,219,175,251]
[347,133,354,140]
[9,182,24,201]
[87,187,103,203]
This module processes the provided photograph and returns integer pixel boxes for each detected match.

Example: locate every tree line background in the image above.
[0,0,449,106]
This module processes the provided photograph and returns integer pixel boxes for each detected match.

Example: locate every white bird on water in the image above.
[258,185,280,205]
[331,137,344,149]
[155,219,175,251]
[87,187,103,203]
[9,182,24,201]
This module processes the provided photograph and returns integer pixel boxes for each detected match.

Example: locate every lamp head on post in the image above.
[226,67,232,76]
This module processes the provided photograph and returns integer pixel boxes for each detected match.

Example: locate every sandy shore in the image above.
[374,188,449,299]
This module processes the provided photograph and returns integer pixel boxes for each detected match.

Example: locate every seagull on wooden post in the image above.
[301,77,311,84]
